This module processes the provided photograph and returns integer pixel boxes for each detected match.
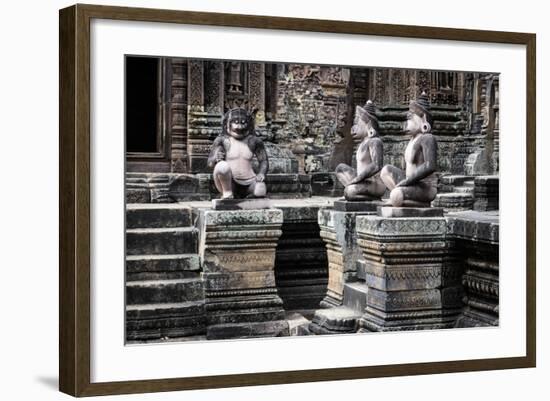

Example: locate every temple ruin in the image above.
[125,57,499,342]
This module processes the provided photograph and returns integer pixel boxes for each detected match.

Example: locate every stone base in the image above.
[358,307,461,332]
[309,306,361,334]
[455,307,499,328]
[333,199,381,212]
[377,206,444,218]
[319,294,342,309]
[207,320,289,340]
[212,198,273,210]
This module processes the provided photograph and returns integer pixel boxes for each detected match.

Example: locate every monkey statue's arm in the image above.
[350,138,383,184]
[397,134,437,187]
[251,136,269,181]
[207,136,226,169]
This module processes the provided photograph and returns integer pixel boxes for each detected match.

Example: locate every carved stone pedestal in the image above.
[198,209,289,339]
[448,211,499,327]
[356,213,463,332]
[317,206,375,308]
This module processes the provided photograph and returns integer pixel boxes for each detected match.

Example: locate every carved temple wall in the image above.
[127,57,500,182]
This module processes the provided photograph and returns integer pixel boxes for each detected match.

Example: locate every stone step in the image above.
[126,204,192,229]
[126,278,204,305]
[126,301,206,341]
[343,281,368,313]
[309,306,362,334]
[126,254,200,281]
[126,227,198,255]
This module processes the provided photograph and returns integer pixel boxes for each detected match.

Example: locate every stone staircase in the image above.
[125,204,206,342]
[433,175,475,211]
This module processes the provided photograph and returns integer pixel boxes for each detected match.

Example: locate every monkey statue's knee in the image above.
[213,160,231,178]
[253,181,267,198]
[343,184,358,201]
[389,187,404,207]
[380,165,392,180]
[335,163,347,174]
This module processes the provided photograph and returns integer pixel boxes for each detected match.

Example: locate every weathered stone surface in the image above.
[126,301,206,341]
[447,210,499,327]
[169,174,212,201]
[333,199,381,212]
[310,172,344,197]
[126,227,198,255]
[356,214,462,332]
[125,201,206,342]
[342,282,368,313]
[286,313,313,336]
[211,198,273,210]
[309,306,362,334]
[473,175,499,211]
[377,206,444,218]
[199,209,288,339]
[126,254,200,281]
[432,193,474,211]
[206,321,289,340]
[126,173,172,203]
[446,210,499,243]
[126,204,192,228]
[126,278,204,305]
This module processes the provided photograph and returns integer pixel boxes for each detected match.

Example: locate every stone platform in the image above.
[211,197,272,210]
[126,197,500,343]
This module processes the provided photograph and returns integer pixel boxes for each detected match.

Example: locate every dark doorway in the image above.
[126,56,160,154]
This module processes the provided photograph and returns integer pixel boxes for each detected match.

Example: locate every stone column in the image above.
[318,205,375,308]
[356,215,463,331]
[198,209,289,339]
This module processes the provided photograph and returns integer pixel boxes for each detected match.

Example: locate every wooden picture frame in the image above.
[59,3,536,397]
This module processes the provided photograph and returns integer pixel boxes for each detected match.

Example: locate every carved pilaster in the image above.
[248,62,266,124]
[187,60,221,173]
[187,60,204,110]
[170,59,188,173]
[204,61,224,114]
